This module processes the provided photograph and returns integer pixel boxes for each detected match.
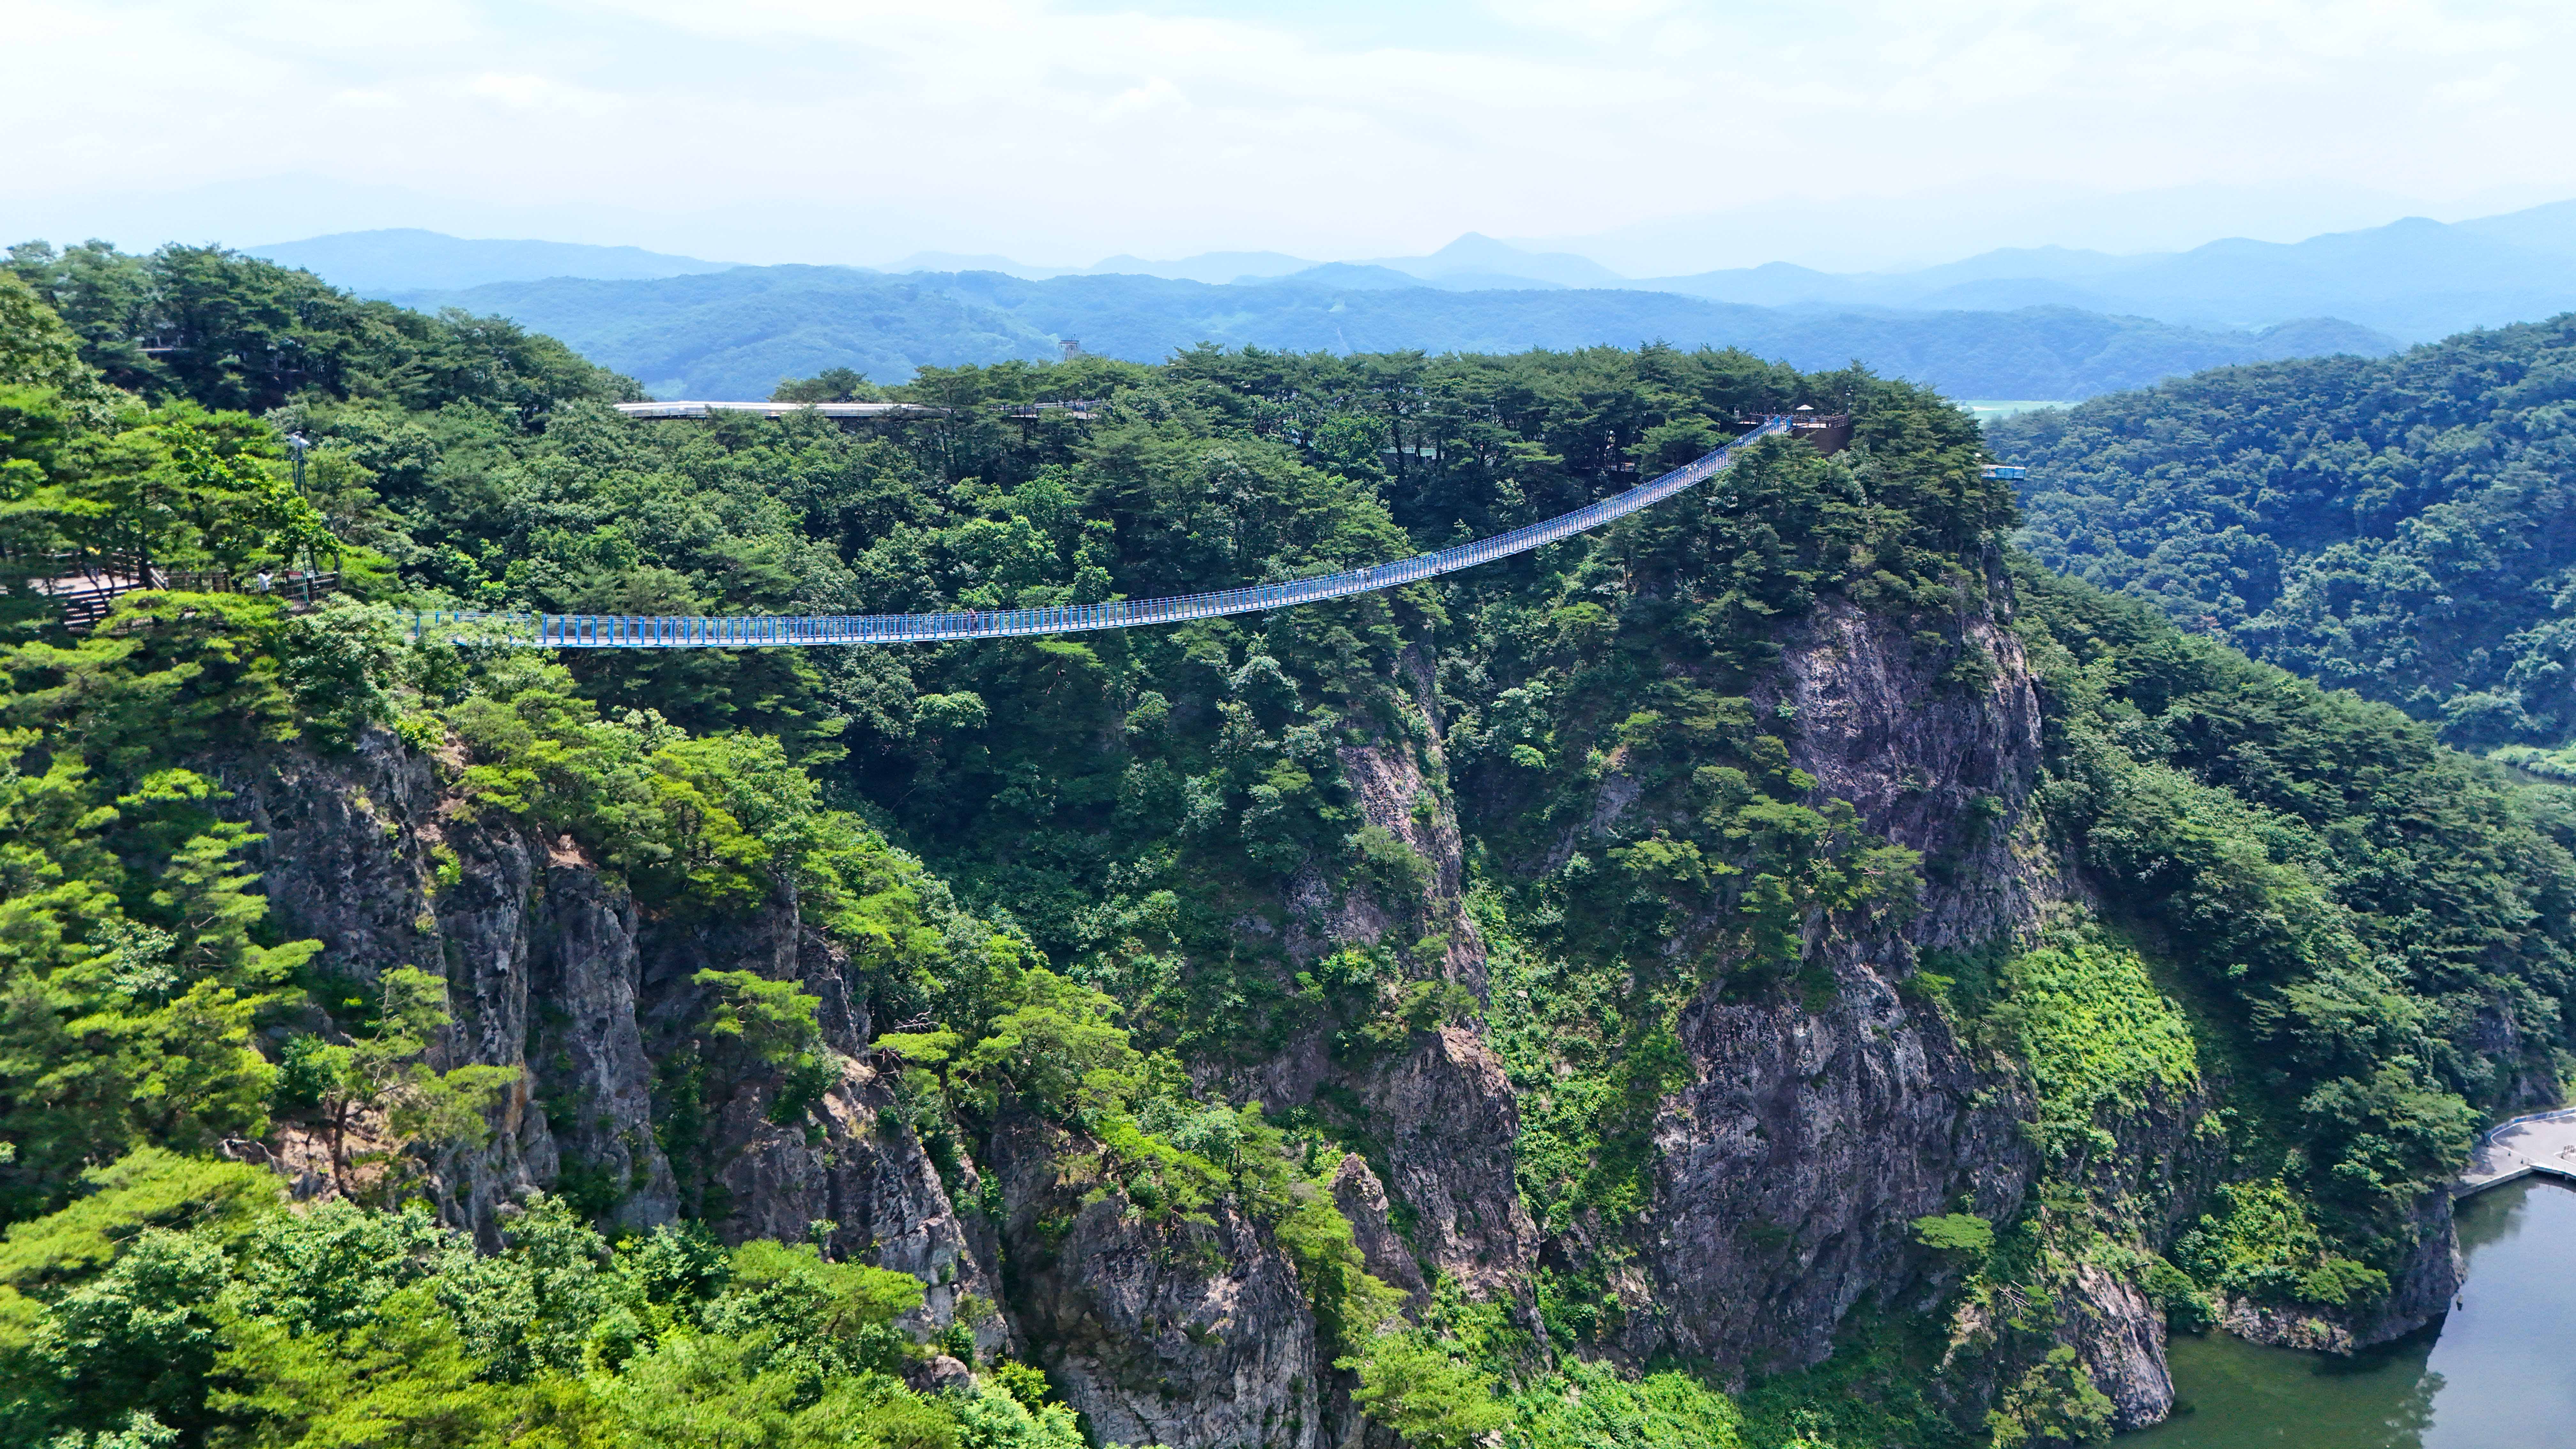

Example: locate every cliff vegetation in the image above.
[1,245,2570,1449]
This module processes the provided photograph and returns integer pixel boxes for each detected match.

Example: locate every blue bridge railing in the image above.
[411,415,1791,649]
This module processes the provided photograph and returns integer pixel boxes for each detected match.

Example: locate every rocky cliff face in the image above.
[210,571,2464,1445]
[1239,681,1545,1334]
[990,1115,1327,1449]
[1532,588,2232,1430]
[216,730,1007,1358]
[2217,1189,2462,1355]
[1764,598,2049,950]
[1554,596,2058,1386]
[223,725,1341,1440]
[1629,594,2053,1375]
[1622,963,2038,1375]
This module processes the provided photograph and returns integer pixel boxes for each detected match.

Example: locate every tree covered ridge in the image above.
[7,241,638,419]
[0,240,2569,1448]
[2010,560,2572,1241]
[1991,312,2576,748]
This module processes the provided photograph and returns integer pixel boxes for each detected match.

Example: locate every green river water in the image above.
[2120,1178,2576,1447]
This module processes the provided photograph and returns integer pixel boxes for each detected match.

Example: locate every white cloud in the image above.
[1097,77,1190,120]
[467,71,622,115]
[3,0,2571,266]
[2426,60,2519,108]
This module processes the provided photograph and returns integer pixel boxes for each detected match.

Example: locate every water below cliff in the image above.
[2122,1178,2576,1447]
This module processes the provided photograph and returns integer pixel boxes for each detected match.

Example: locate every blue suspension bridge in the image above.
[398,414,1796,649]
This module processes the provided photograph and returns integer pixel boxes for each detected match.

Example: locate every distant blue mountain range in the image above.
[259,197,2576,357]
[1638,203,2576,341]
[378,264,2397,402]
[249,203,2576,402]
[246,228,734,293]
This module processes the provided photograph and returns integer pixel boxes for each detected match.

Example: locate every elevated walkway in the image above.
[615,400,945,420]
[410,414,1795,649]
[2457,1107,2576,1197]
[613,399,1103,422]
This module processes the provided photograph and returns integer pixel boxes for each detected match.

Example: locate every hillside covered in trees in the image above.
[1,242,2569,1449]
[1990,314,2576,752]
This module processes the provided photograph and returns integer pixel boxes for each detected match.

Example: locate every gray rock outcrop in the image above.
[200,564,2472,1444]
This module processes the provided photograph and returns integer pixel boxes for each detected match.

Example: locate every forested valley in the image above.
[1992,314,2576,761]
[2,241,2571,1449]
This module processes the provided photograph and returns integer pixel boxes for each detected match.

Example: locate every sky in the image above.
[4,0,2572,274]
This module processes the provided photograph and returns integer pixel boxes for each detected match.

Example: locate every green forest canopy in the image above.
[1,241,2570,1449]
[1991,314,2576,750]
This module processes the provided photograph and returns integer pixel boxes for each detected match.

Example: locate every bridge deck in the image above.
[614,401,944,420]
[412,414,1793,650]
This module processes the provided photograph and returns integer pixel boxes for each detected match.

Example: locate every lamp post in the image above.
[285,432,312,588]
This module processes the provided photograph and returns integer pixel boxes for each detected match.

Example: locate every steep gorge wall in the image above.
[215,734,1013,1358]
[208,571,2456,1443]
[1526,586,2236,1429]
[220,723,1381,1435]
